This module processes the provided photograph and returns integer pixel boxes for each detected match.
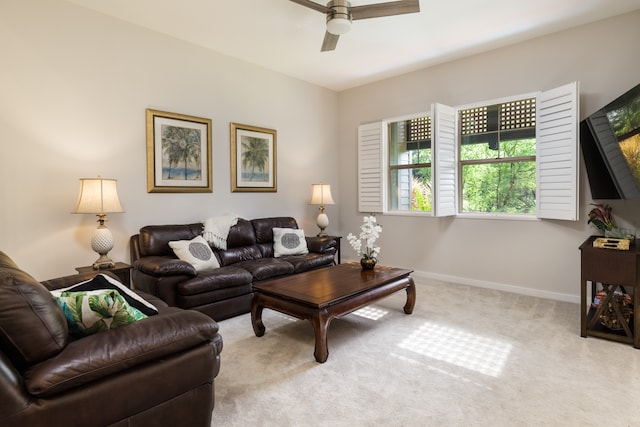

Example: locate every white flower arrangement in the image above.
[346,215,382,260]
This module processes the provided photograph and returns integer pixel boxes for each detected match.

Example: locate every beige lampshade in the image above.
[309,184,335,206]
[73,177,124,214]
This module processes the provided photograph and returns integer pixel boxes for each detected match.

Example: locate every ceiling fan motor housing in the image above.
[326,0,352,35]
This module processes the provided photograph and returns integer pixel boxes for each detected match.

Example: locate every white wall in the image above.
[0,0,339,279]
[337,11,640,302]
[2,1,639,303]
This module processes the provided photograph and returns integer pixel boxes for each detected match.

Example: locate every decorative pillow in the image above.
[168,235,220,271]
[273,227,309,257]
[55,289,148,337]
[51,274,158,316]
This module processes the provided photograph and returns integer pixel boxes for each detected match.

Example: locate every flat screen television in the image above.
[581,83,640,199]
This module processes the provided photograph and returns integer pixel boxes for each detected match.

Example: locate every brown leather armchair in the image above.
[0,251,222,427]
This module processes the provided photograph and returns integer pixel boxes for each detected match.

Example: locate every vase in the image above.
[360,258,377,270]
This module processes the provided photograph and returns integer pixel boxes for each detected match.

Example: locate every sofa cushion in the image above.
[138,223,203,257]
[252,217,298,244]
[226,219,257,248]
[169,235,220,271]
[0,252,69,369]
[177,266,253,296]
[273,227,309,257]
[177,283,253,309]
[234,258,295,281]
[282,252,337,273]
[217,245,262,266]
[54,289,149,337]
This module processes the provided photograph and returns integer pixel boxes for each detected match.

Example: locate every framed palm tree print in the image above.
[230,123,277,192]
[146,109,212,193]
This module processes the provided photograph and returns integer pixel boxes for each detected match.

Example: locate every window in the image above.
[459,98,537,214]
[357,82,579,221]
[388,116,432,212]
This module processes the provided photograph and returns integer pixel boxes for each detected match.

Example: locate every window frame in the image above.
[456,93,538,217]
[357,82,579,221]
[386,112,434,215]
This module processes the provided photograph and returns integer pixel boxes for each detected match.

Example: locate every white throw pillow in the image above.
[169,235,220,271]
[273,227,309,257]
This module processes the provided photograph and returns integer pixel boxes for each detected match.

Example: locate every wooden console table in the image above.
[579,236,640,348]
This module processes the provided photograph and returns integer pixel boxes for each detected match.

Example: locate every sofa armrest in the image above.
[306,236,338,254]
[23,308,219,397]
[133,256,197,277]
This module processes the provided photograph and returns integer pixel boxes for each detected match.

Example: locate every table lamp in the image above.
[310,184,335,237]
[72,177,124,269]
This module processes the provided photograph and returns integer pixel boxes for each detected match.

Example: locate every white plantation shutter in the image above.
[433,103,457,217]
[358,122,386,213]
[536,82,579,220]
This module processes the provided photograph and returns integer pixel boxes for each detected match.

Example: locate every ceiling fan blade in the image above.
[321,31,339,52]
[289,0,332,14]
[351,0,420,20]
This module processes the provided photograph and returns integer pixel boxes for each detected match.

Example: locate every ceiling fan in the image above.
[289,0,420,52]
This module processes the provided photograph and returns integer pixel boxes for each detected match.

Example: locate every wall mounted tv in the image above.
[581,83,640,199]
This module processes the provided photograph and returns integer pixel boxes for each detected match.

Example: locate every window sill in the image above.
[383,211,540,221]
[384,210,433,217]
[456,212,540,221]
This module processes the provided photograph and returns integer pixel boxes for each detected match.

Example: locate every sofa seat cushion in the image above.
[281,253,337,274]
[233,258,295,281]
[177,283,253,309]
[176,266,253,296]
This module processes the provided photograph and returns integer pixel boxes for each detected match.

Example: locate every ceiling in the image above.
[65,0,640,92]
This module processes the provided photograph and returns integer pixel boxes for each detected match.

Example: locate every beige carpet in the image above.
[212,278,640,426]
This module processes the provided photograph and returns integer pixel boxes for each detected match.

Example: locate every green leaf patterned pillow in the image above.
[55,289,148,337]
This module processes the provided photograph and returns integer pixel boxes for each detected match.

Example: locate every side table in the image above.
[75,262,132,288]
[579,236,640,348]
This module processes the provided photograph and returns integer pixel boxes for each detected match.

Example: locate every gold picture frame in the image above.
[230,123,277,192]
[146,109,212,193]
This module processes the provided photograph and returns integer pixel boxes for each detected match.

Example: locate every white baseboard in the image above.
[339,258,580,304]
[409,270,580,304]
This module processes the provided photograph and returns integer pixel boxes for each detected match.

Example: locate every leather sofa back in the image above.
[0,252,69,370]
[216,218,260,265]
[133,217,300,264]
[251,217,298,243]
[138,223,203,257]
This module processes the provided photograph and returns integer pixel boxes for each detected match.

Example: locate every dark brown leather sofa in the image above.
[0,251,222,427]
[130,217,338,321]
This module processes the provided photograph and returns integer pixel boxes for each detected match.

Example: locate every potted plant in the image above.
[587,203,634,239]
[347,215,382,270]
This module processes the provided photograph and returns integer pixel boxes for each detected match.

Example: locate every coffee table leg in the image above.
[311,309,331,363]
[251,296,266,337]
[404,277,416,314]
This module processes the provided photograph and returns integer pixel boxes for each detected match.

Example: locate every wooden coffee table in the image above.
[251,263,415,363]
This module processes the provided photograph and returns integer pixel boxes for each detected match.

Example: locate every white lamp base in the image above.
[91,224,115,269]
[316,208,329,237]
